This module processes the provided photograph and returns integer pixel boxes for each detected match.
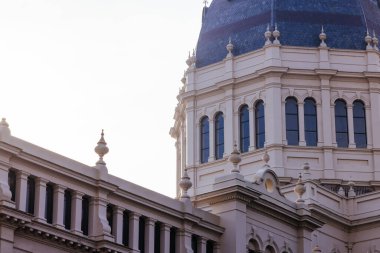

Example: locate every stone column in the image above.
[15,171,29,212]
[297,228,313,253]
[248,106,255,151]
[113,206,125,244]
[347,105,355,148]
[34,177,48,223]
[365,105,372,148]
[145,218,156,253]
[129,212,141,253]
[209,119,215,162]
[225,88,234,155]
[199,237,207,253]
[330,104,337,147]
[53,184,66,229]
[160,223,171,253]
[316,102,323,146]
[70,191,84,235]
[298,101,306,146]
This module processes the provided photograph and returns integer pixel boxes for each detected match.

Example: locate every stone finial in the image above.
[365,30,373,50]
[319,26,327,47]
[188,49,196,69]
[226,36,234,58]
[264,24,272,46]
[181,70,186,84]
[262,150,270,164]
[347,179,356,198]
[0,118,11,139]
[186,51,192,67]
[272,24,280,45]
[229,143,241,173]
[373,31,379,51]
[338,186,345,196]
[312,245,322,253]
[95,130,109,166]
[179,169,192,201]
[294,173,306,203]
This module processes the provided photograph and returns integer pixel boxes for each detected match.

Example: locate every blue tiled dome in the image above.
[196,0,380,68]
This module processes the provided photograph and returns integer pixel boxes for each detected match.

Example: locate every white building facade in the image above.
[1,0,380,252]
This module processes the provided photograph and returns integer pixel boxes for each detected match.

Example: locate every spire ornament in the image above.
[226,36,234,58]
[229,143,241,173]
[264,24,272,46]
[319,26,327,47]
[272,24,280,45]
[179,169,192,201]
[95,129,109,166]
[365,30,373,50]
[373,31,379,51]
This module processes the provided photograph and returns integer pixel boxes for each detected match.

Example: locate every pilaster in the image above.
[53,184,66,229]
[113,206,125,244]
[298,101,306,146]
[145,218,156,253]
[15,170,29,212]
[186,100,196,166]
[129,212,141,252]
[34,177,48,223]
[160,223,171,253]
[71,190,84,235]
[208,119,215,162]
[347,105,355,148]
[248,107,255,151]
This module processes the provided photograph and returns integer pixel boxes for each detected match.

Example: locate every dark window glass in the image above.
[214,112,224,160]
[154,222,161,253]
[191,235,198,253]
[81,196,90,235]
[353,100,367,148]
[8,170,16,202]
[123,210,129,245]
[304,98,318,146]
[170,227,176,253]
[45,183,54,224]
[239,105,250,152]
[26,176,35,214]
[255,100,265,148]
[286,97,299,145]
[106,204,114,235]
[64,190,72,230]
[200,117,209,163]
[335,99,349,147]
[139,216,146,253]
[206,240,214,253]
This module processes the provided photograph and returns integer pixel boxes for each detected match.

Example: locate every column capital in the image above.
[16,170,30,179]
[35,177,49,185]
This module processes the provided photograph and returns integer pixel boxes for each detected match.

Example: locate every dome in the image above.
[196,0,380,68]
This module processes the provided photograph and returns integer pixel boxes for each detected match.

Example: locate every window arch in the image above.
[239,105,250,152]
[214,112,224,160]
[255,100,265,149]
[286,97,299,145]
[335,99,349,147]
[265,245,276,253]
[248,239,260,253]
[353,100,367,148]
[304,98,317,146]
[200,116,209,163]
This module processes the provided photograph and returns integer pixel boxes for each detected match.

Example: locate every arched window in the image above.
[214,112,224,160]
[265,246,275,253]
[286,97,299,145]
[248,239,260,253]
[200,117,209,163]
[239,105,250,152]
[353,100,367,148]
[304,98,317,146]
[255,100,265,149]
[335,99,349,147]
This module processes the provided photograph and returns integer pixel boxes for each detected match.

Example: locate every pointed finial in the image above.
[319,26,327,47]
[226,36,234,58]
[272,23,280,45]
[264,24,272,46]
[373,30,379,51]
[365,30,373,50]
[203,0,208,7]
[181,70,186,84]
[229,143,241,173]
[0,118,11,138]
[94,129,109,165]
[179,169,192,201]
[294,173,306,203]
[186,51,191,66]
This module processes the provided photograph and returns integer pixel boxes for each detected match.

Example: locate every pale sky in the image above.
[0,0,204,197]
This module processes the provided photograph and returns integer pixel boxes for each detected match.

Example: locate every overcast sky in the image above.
[0,0,204,197]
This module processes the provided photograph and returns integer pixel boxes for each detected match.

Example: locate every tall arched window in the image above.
[214,112,224,160]
[255,100,265,149]
[200,116,210,164]
[353,100,367,148]
[286,97,299,145]
[335,99,349,147]
[239,105,250,152]
[304,98,317,146]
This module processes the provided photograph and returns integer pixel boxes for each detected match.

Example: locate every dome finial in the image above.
[226,36,234,58]
[264,24,272,46]
[272,23,280,45]
[94,129,109,166]
[179,169,192,201]
[319,26,327,47]
[365,30,373,50]
[373,30,379,51]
